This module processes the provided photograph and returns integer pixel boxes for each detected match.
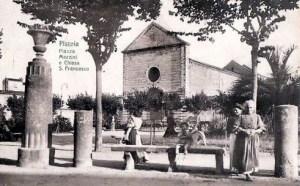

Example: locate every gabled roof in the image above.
[123,22,189,53]
[223,60,252,75]
[189,58,241,77]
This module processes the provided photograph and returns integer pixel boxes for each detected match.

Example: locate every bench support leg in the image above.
[167,148,178,172]
[215,153,224,174]
[124,152,135,170]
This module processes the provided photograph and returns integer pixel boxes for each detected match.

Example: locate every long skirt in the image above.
[124,129,145,163]
[232,133,259,173]
[229,134,236,170]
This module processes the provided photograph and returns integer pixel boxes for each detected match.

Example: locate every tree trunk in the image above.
[95,63,103,151]
[251,43,259,109]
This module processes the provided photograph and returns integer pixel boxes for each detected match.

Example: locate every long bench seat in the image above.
[110,144,225,174]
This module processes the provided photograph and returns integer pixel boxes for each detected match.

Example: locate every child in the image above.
[175,122,207,155]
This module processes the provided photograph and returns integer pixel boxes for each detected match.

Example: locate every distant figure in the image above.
[163,111,178,138]
[232,100,266,181]
[122,110,148,164]
[175,122,207,155]
[227,103,243,174]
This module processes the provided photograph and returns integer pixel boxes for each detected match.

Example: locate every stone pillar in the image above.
[274,105,298,178]
[18,26,54,168]
[73,111,93,168]
[18,56,52,168]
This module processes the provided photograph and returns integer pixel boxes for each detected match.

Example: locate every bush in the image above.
[52,115,73,133]
[205,115,227,137]
[6,96,25,133]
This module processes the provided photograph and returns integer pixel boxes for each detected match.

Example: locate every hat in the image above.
[234,103,244,110]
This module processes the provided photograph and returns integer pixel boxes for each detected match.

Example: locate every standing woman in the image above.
[227,103,243,174]
[232,100,266,181]
[123,110,148,164]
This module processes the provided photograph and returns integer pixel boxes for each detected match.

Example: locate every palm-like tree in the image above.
[260,45,297,105]
[229,75,272,115]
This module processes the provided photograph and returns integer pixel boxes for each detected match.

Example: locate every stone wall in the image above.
[123,45,186,96]
[188,59,240,96]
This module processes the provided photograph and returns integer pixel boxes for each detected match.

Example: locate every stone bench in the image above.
[110,145,225,174]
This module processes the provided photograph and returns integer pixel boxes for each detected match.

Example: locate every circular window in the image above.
[148,67,160,82]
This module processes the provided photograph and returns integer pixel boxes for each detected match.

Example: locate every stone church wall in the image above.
[123,45,186,96]
[188,60,240,96]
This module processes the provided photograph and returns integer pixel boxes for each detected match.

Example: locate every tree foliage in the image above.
[5,95,69,132]
[259,45,297,105]
[52,94,63,114]
[102,94,123,116]
[184,92,214,113]
[6,95,25,132]
[123,91,147,115]
[170,0,299,104]
[67,93,95,110]
[171,0,299,42]
[124,88,183,115]
[163,92,183,111]
[66,93,122,115]
[146,87,164,111]
[234,76,272,115]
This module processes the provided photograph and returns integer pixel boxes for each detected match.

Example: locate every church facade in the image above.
[123,22,240,97]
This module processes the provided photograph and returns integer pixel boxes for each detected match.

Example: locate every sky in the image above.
[0,1,299,100]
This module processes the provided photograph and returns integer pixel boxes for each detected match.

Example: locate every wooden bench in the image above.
[110,145,225,174]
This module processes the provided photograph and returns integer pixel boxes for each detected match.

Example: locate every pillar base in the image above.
[73,158,92,168]
[49,147,55,165]
[18,148,49,168]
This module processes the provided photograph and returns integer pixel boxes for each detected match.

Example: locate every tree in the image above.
[6,95,25,133]
[101,94,123,129]
[259,45,297,105]
[6,95,69,132]
[184,92,213,113]
[123,91,148,115]
[53,94,63,114]
[146,87,164,111]
[163,92,183,111]
[170,0,299,108]
[66,93,123,129]
[229,75,273,115]
[15,0,162,151]
[66,93,95,110]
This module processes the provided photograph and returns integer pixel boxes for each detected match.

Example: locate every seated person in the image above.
[175,122,207,155]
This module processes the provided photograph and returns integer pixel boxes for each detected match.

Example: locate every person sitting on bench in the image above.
[175,122,207,155]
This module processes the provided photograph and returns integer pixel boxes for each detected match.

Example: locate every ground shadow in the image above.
[253,169,275,178]
[53,157,74,167]
[0,158,17,166]
[92,159,124,170]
